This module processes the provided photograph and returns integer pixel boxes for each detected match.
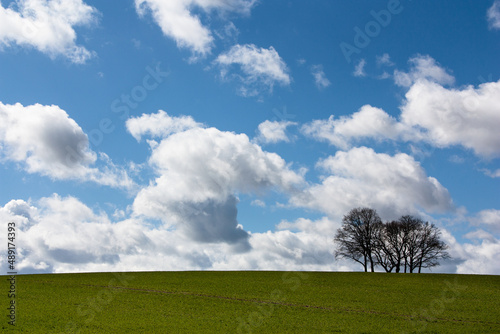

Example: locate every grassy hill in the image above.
[1,271,499,333]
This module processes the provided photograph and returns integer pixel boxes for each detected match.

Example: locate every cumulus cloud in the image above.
[469,209,500,234]
[394,55,455,87]
[353,59,366,77]
[488,0,500,30]
[0,195,341,274]
[311,64,331,89]
[0,0,98,63]
[135,0,257,56]
[255,120,296,144]
[130,116,305,248]
[215,44,291,96]
[126,110,203,141]
[400,79,500,157]
[443,229,500,275]
[290,147,454,220]
[239,229,336,269]
[458,240,500,274]
[0,102,134,189]
[0,102,95,176]
[302,57,500,158]
[277,216,339,236]
[0,195,152,273]
[301,105,403,150]
[1,194,497,274]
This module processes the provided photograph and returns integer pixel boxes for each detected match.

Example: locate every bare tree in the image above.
[396,216,450,273]
[399,215,422,273]
[334,207,382,272]
[415,221,450,273]
[373,221,404,273]
[335,211,451,273]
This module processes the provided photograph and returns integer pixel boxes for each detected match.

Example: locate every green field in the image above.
[1,271,499,333]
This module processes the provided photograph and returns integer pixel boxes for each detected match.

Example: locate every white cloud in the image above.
[448,155,465,164]
[0,195,152,273]
[0,0,98,63]
[215,44,291,96]
[303,56,500,158]
[301,105,403,150]
[126,110,203,141]
[0,195,342,274]
[353,59,366,77]
[394,55,455,87]
[377,71,391,80]
[0,102,134,189]
[464,229,497,243]
[469,209,500,234]
[237,229,336,269]
[455,237,500,275]
[430,229,500,275]
[488,0,500,30]
[376,53,394,67]
[0,102,95,176]
[131,119,305,247]
[2,194,498,275]
[290,147,454,220]
[401,79,500,157]
[311,64,331,89]
[482,168,500,178]
[135,0,257,56]
[255,120,296,144]
[250,199,265,207]
[277,216,339,236]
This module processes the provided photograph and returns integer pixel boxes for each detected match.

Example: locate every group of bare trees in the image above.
[334,207,450,273]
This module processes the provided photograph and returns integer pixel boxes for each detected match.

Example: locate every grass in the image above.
[1,271,499,333]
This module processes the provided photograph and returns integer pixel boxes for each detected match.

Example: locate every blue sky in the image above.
[0,0,499,274]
